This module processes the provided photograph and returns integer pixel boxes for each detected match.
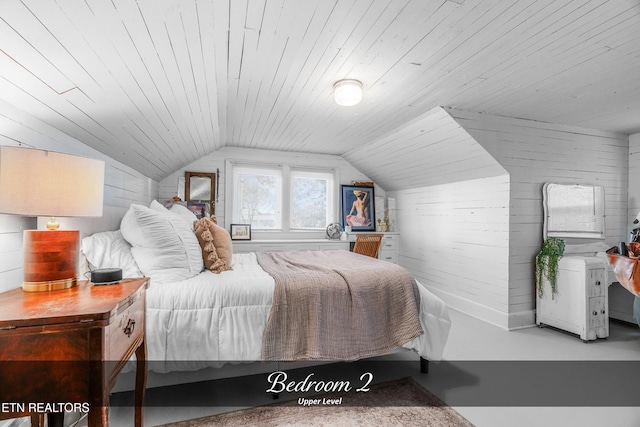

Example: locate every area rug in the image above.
[156,377,475,427]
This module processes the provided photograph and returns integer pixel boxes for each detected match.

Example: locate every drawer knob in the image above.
[595,281,601,286]
[123,319,136,337]
[593,311,598,316]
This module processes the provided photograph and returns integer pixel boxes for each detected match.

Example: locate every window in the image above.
[233,166,282,229]
[230,163,335,231]
[290,170,334,230]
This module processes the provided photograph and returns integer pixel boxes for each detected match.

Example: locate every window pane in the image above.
[234,167,281,229]
[290,171,333,229]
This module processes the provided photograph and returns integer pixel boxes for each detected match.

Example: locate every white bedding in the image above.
[145,252,451,373]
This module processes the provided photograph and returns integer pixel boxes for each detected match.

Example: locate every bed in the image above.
[80,201,451,376]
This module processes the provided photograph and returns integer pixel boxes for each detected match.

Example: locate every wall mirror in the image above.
[543,182,605,241]
[185,171,216,215]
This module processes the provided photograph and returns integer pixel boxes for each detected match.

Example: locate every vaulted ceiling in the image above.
[1,0,639,181]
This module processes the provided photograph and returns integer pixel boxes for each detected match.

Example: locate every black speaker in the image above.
[90,268,122,285]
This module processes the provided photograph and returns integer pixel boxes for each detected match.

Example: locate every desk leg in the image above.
[47,412,64,427]
[134,339,147,427]
[87,356,109,427]
[87,406,108,427]
[30,414,44,427]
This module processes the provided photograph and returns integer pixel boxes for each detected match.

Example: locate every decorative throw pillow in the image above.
[121,204,204,283]
[193,217,233,274]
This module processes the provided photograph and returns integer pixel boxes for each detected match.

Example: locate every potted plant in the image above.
[535,237,565,299]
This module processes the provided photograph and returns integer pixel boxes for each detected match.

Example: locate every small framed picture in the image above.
[230,224,251,240]
[340,185,376,232]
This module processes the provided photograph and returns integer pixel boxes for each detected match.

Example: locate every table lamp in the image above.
[0,146,104,291]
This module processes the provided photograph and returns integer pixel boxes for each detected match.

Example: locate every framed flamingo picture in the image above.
[340,185,376,232]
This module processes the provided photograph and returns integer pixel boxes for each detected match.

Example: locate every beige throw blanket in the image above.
[257,250,424,361]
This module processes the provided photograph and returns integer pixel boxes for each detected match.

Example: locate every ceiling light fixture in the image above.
[333,79,363,106]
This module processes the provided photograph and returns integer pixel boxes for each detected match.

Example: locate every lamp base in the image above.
[22,277,78,292]
[23,230,79,292]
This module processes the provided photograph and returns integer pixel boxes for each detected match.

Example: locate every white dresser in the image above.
[536,183,609,341]
[536,255,608,341]
[378,233,399,264]
[347,232,400,264]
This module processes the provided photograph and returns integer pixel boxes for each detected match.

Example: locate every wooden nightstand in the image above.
[0,277,149,427]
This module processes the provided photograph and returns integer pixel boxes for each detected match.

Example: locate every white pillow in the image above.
[81,230,142,278]
[169,203,198,229]
[149,199,168,212]
[120,204,203,283]
[149,199,197,230]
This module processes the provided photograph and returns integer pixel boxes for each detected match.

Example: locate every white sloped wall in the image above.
[345,106,628,330]
[343,106,513,328]
[449,108,628,328]
[342,107,508,191]
[393,175,511,328]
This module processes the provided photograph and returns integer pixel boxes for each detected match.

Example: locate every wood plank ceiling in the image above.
[1,0,639,181]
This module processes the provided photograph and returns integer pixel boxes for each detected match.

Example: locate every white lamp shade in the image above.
[333,79,363,106]
[0,146,105,217]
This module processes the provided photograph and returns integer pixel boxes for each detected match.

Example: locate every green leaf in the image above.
[535,237,565,298]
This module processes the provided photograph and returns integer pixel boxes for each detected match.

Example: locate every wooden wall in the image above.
[347,106,515,328]
[392,175,511,327]
[0,99,157,292]
[370,107,628,330]
[158,146,375,237]
[629,133,640,225]
[449,108,629,328]
[342,107,508,191]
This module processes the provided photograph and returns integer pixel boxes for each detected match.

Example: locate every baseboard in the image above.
[508,309,536,330]
[425,286,511,330]
[425,286,536,330]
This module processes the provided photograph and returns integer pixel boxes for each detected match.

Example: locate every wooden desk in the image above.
[347,232,399,264]
[0,278,149,427]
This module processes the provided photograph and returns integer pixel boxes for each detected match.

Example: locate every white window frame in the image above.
[289,169,335,231]
[226,160,338,234]
[231,164,283,230]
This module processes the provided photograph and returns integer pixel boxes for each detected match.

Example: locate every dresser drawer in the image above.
[380,234,398,250]
[587,269,605,297]
[107,288,145,362]
[589,297,606,328]
[378,250,398,264]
